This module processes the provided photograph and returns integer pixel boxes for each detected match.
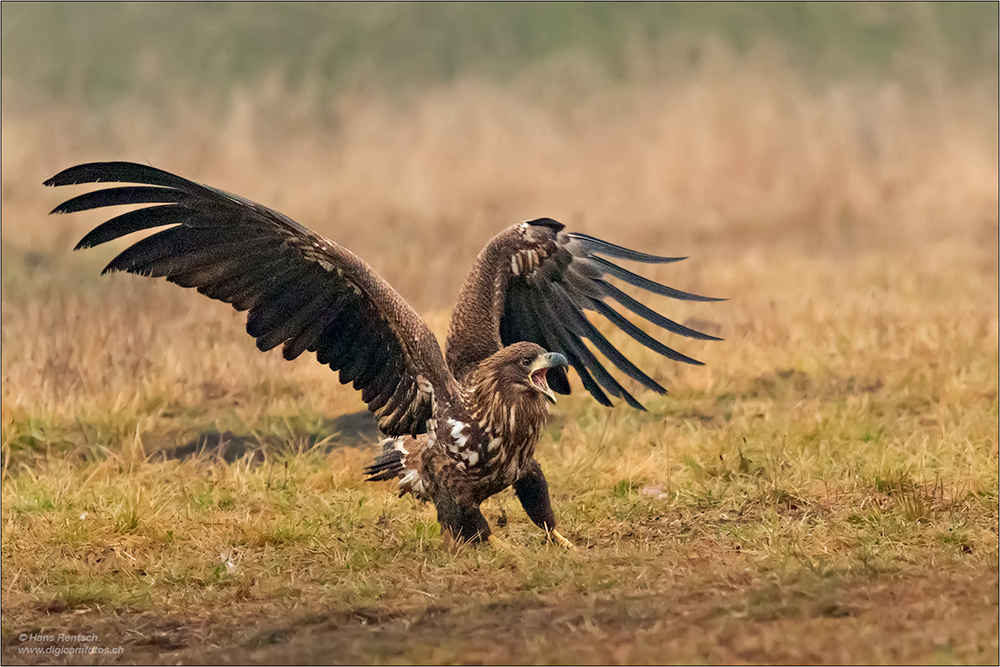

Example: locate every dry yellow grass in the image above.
[1,61,997,663]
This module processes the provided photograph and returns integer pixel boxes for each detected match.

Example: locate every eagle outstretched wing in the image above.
[445,218,723,410]
[44,161,455,436]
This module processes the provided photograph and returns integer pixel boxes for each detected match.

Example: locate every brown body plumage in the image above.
[45,162,721,545]
[365,342,564,542]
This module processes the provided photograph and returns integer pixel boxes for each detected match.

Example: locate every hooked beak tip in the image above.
[543,352,568,370]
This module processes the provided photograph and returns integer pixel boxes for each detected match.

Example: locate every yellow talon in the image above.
[550,529,577,550]
[488,534,516,553]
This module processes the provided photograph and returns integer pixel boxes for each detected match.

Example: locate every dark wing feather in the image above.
[45,161,456,436]
[446,218,723,409]
[499,282,571,395]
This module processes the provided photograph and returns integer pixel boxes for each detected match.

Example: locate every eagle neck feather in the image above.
[464,360,549,480]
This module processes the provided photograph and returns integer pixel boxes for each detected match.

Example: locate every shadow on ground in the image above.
[152,412,570,464]
[151,411,382,464]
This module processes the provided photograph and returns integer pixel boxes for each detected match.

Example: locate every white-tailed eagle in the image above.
[45,162,721,548]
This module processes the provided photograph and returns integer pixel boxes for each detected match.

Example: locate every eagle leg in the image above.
[434,493,492,545]
[514,459,576,549]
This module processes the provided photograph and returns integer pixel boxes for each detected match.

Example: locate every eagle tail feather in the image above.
[363,447,405,482]
[363,436,413,483]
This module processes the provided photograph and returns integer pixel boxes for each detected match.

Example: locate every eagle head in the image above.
[488,342,568,405]
[468,341,569,416]
[466,341,569,449]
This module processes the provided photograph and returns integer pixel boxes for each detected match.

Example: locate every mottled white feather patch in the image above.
[379,436,409,457]
[398,467,427,498]
[444,418,470,452]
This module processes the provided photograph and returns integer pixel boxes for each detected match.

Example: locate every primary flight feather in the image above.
[45,161,721,547]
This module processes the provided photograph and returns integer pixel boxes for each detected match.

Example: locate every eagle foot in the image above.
[487,534,517,554]
[549,529,577,550]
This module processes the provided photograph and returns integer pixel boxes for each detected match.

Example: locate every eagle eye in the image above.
[520,356,533,368]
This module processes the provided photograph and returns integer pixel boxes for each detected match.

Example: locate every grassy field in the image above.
[2,9,998,664]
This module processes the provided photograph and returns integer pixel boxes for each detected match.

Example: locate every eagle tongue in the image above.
[531,367,556,404]
[531,367,548,390]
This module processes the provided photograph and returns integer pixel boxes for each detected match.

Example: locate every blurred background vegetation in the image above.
[3,2,997,107]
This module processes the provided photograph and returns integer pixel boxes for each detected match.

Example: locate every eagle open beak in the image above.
[529,352,568,404]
